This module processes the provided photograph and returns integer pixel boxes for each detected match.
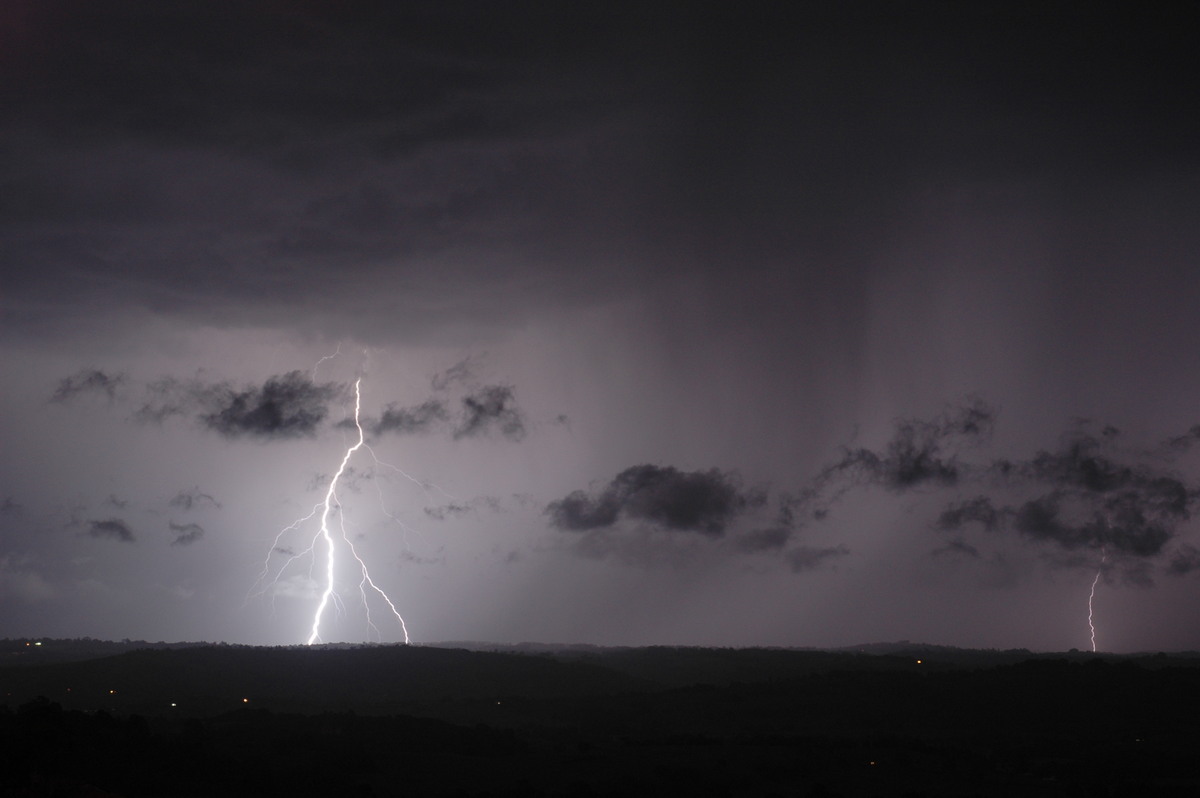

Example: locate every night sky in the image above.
[3,2,1200,652]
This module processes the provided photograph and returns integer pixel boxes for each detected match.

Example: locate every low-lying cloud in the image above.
[87,518,135,543]
[546,464,762,537]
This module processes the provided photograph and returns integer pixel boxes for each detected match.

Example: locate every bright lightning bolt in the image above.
[247,367,412,645]
[244,349,466,645]
[305,377,409,645]
[1087,546,1108,653]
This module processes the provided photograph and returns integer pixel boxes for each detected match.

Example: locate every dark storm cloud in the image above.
[358,378,532,441]
[454,385,526,441]
[1008,494,1171,557]
[305,465,367,495]
[1021,428,1189,514]
[399,549,445,567]
[786,545,850,573]
[87,519,134,543]
[49,369,126,403]
[169,488,221,511]
[935,428,1197,562]
[200,371,341,440]
[169,522,204,547]
[430,357,479,392]
[732,494,814,553]
[938,496,1006,533]
[370,399,449,437]
[66,369,352,441]
[833,397,995,491]
[0,2,668,340]
[424,502,473,521]
[8,4,1193,346]
[1165,425,1200,452]
[546,465,763,537]
[932,538,981,559]
[132,377,210,425]
[1167,545,1200,576]
[131,372,343,439]
[790,398,997,525]
[802,403,1200,573]
[734,527,792,553]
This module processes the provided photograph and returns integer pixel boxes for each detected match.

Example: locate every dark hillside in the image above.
[3,643,1200,796]
[0,644,649,716]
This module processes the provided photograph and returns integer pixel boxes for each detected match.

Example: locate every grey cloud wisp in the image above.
[50,369,127,403]
[87,519,135,543]
[169,522,205,546]
[362,384,527,441]
[169,488,221,511]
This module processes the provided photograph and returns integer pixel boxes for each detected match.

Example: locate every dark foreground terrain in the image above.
[2,640,1198,797]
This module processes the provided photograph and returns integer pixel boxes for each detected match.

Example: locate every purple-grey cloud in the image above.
[547,464,764,537]
[169,521,205,546]
[369,399,449,437]
[201,371,341,440]
[455,385,526,441]
[87,519,135,543]
[169,488,221,511]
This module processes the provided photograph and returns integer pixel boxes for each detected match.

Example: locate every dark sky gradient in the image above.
[3,2,1200,651]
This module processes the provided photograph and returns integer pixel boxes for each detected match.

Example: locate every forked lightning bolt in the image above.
[249,375,410,644]
[306,378,410,644]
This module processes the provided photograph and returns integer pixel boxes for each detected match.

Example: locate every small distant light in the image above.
[171,703,177,707]
[242,698,249,703]
[109,690,116,695]
[869,761,877,766]
[916,659,922,665]
[34,642,42,647]
[496,701,502,706]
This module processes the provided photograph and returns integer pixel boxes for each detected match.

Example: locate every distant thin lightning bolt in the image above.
[306,378,409,644]
[311,344,341,378]
[245,504,322,615]
[1087,547,1108,653]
